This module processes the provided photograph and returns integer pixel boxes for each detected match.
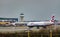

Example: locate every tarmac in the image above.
[0,25,59,33]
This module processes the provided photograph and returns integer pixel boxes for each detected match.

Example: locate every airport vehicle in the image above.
[0,22,10,25]
[27,16,55,29]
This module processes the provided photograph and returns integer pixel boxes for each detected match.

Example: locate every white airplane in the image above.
[10,22,27,26]
[27,16,55,29]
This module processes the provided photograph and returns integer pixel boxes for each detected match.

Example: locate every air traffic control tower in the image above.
[20,13,24,22]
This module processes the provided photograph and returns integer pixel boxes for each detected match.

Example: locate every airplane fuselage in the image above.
[27,21,54,28]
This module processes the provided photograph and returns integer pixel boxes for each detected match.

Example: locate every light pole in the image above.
[50,28,52,37]
[27,28,30,37]
[28,29,30,37]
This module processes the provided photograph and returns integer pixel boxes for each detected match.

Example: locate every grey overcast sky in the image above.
[0,0,60,21]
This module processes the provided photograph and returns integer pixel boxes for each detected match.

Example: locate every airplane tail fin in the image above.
[50,16,55,22]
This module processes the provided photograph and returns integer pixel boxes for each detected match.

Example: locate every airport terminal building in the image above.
[0,17,18,23]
